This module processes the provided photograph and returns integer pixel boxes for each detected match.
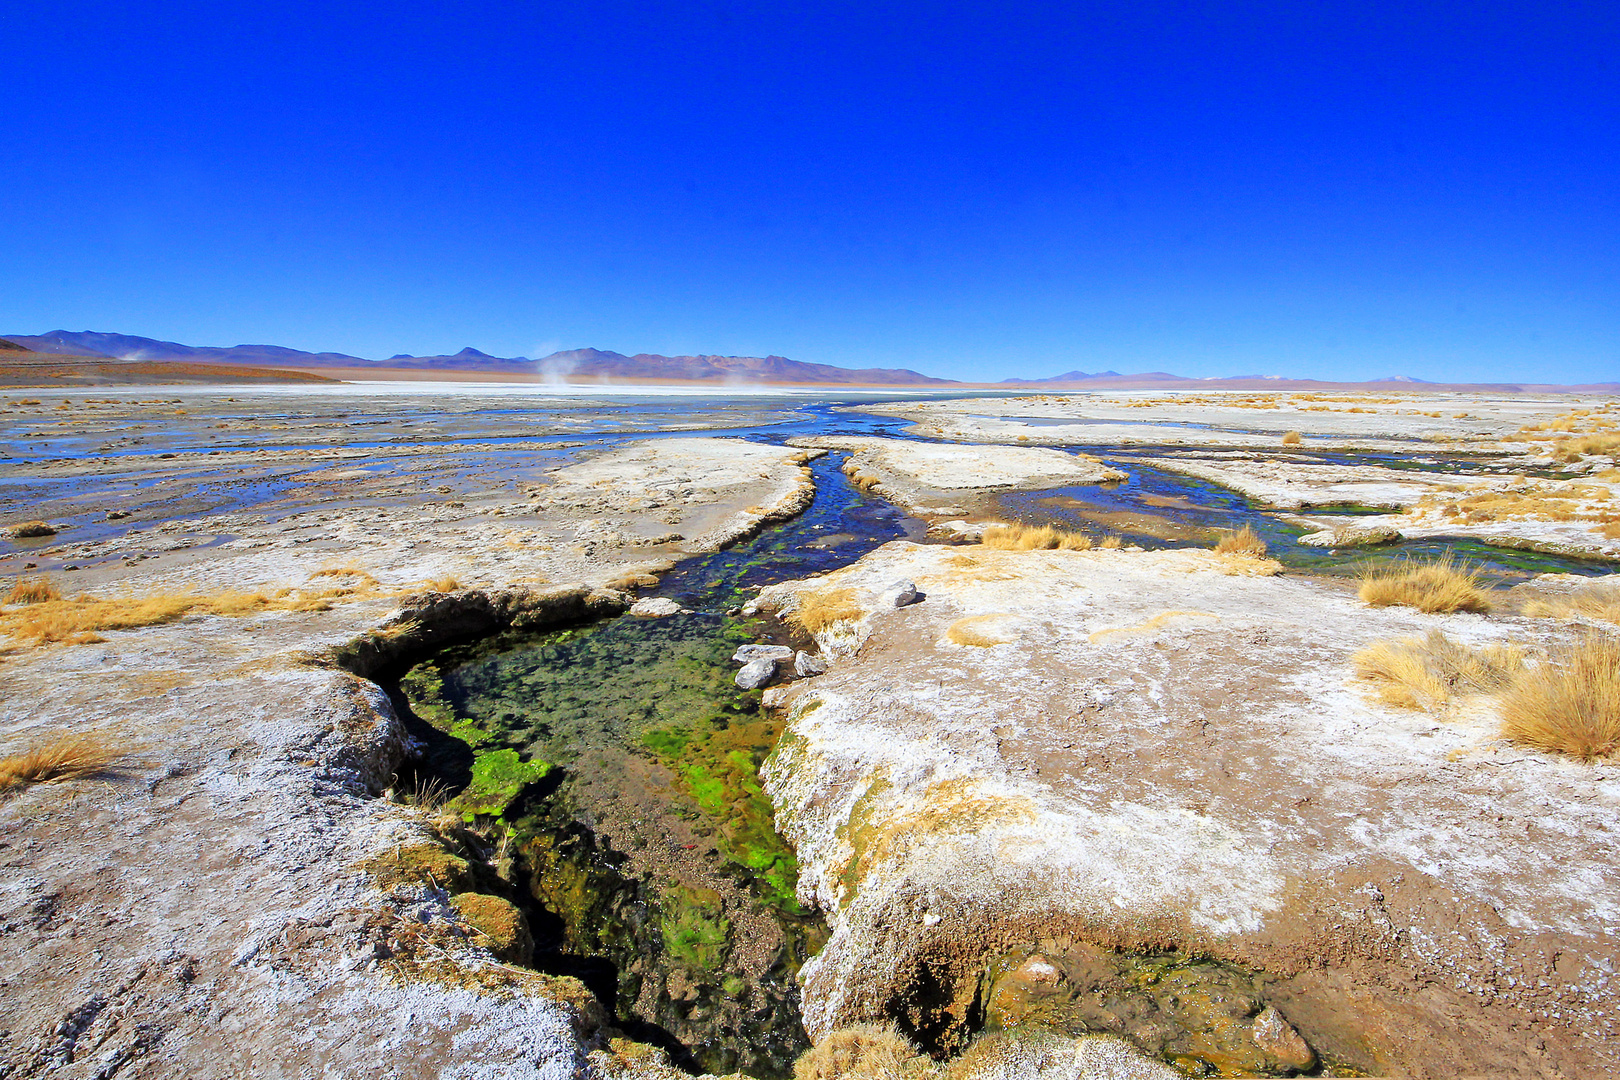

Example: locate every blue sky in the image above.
[2,1,1615,382]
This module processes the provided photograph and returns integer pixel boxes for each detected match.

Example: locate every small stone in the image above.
[735,657,778,690]
[794,651,828,677]
[879,579,920,608]
[7,521,56,539]
[628,597,684,618]
[1251,1006,1316,1071]
[733,644,795,664]
[105,510,130,520]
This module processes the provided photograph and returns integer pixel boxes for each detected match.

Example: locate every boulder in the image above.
[878,579,921,608]
[735,657,778,689]
[794,651,829,677]
[733,643,795,663]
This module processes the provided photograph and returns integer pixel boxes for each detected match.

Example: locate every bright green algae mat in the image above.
[399,609,804,912]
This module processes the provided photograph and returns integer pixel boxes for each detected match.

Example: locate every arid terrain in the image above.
[1,385,1616,1079]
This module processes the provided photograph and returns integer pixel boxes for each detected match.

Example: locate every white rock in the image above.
[794,651,829,677]
[628,597,685,617]
[734,644,795,663]
[734,657,778,689]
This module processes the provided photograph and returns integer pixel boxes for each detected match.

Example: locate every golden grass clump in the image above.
[1213,525,1267,557]
[1098,535,1124,549]
[794,1022,933,1080]
[1352,630,1526,710]
[1554,432,1620,461]
[5,576,60,605]
[1359,554,1492,613]
[421,576,462,593]
[0,732,120,794]
[1522,580,1620,625]
[1281,430,1302,444]
[789,587,864,633]
[981,523,1092,551]
[1500,634,1620,760]
[0,583,375,645]
[945,614,1020,647]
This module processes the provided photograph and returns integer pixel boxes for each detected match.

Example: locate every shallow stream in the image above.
[392,455,911,1077]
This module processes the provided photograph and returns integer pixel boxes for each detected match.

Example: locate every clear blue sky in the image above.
[2,1,1615,382]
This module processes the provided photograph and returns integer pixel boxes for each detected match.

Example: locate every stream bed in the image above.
[390,454,911,1077]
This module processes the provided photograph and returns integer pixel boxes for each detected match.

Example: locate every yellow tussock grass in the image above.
[1088,609,1219,643]
[981,523,1092,551]
[1213,525,1267,557]
[0,732,120,794]
[1098,535,1124,549]
[1359,554,1492,613]
[945,614,1020,647]
[1522,580,1620,625]
[1500,634,1620,760]
[1281,430,1302,444]
[789,587,864,633]
[1352,630,1526,711]
[420,576,462,593]
[794,1022,931,1080]
[5,576,60,604]
[0,583,373,645]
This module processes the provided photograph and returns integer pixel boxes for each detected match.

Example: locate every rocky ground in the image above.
[754,542,1619,1078]
[0,428,819,1079]
[3,386,1618,1079]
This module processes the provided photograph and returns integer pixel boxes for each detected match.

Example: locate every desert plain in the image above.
[1,384,1617,1080]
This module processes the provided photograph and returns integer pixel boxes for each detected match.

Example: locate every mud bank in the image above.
[753,542,1619,1078]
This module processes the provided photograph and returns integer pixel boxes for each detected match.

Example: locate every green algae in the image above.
[660,885,731,970]
[453,749,551,821]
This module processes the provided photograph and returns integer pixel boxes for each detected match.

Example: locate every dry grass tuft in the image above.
[1213,525,1267,557]
[1359,554,1492,613]
[1098,535,1124,549]
[981,523,1092,551]
[0,582,380,645]
[1352,630,1526,710]
[1500,634,1620,760]
[0,732,121,794]
[1281,430,1302,444]
[794,1022,932,1080]
[789,587,864,634]
[1522,580,1620,625]
[421,576,462,593]
[945,614,1020,647]
[5,576,60,605]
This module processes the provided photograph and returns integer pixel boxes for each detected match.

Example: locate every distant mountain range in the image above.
[7,331,952,386]
[7,331,1617,392]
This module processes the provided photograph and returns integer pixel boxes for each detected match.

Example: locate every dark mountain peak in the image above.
[454,347,492,358]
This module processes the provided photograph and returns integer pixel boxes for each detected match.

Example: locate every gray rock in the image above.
[733,644,795,663]
[794,651,828,677]
[628,597,685,618]
[1300,524,1403,548]
[879,579,920,608]
[735,657,778,690]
